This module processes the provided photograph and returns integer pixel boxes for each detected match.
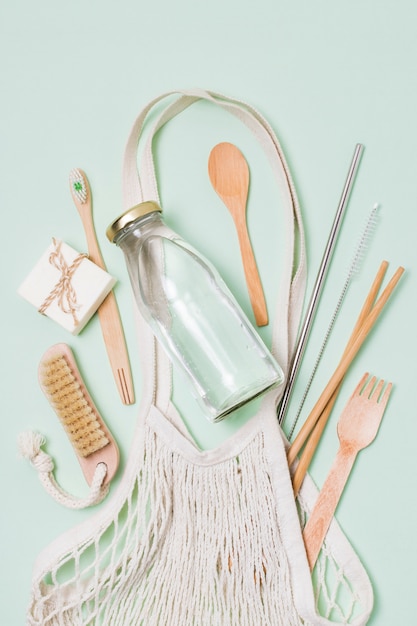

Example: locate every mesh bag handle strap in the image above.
[121,88,307,391]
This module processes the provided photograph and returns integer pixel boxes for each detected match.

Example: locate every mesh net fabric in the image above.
[295,492,366,624]
[27,89,373,625]
[28,415,369,626]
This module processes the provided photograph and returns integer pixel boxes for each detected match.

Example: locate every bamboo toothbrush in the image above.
[38,343,119,486]
[69,169,134,405]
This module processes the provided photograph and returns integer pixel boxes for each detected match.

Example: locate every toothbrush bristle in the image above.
[70,169,88,204]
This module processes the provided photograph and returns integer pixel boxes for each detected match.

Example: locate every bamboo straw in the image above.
[288,261,388,465]
[292,391,337,495]
[292,255,386,493]
[287,261,404,485]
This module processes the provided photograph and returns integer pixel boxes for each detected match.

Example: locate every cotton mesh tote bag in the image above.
[26,89,374,625]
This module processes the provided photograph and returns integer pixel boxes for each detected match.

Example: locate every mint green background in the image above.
[1,1,415,623]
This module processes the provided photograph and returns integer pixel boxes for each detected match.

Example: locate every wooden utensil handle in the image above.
[78,210,134,405]
[77,207,104,266]
[96,290,134,405]
[302,445,356,570]
[237,224,268,327]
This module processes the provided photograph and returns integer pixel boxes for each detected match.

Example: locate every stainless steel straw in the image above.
[277,143,364,427]
[287,203,378,440]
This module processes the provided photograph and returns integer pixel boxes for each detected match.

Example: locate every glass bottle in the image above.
[107,201,283,422]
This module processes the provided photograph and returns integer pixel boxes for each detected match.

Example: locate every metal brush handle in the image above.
[277,143,364,427]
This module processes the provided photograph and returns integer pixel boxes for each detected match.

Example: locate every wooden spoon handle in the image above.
[302,445,356,570]
[235,219,268,327]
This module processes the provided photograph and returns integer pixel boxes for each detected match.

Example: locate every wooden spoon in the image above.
[208,142,268,326]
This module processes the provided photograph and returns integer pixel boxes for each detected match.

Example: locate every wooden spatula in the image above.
[208,142,268,326]
[302,372,392,570]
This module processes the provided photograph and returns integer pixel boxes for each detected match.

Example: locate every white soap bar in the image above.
[18,238,117,335]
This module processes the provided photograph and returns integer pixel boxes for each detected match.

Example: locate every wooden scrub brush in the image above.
[38,343,119,484]
[19,343,119,508]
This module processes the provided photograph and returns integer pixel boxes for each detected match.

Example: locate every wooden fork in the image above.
[302,372,392,570]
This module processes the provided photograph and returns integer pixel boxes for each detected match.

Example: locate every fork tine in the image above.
[363,375,377,398]
[380,382,393,406]
[372,378,385,402]
[355,372,370,395]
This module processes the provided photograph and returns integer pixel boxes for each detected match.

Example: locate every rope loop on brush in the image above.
[18,430,109,509]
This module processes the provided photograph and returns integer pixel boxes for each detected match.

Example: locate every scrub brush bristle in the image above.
[39,353,109,457]
[38,343,119,485]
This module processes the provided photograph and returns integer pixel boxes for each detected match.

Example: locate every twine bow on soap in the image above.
[38,238,87,325]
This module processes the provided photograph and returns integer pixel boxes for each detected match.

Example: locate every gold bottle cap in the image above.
[106,201,162,242]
